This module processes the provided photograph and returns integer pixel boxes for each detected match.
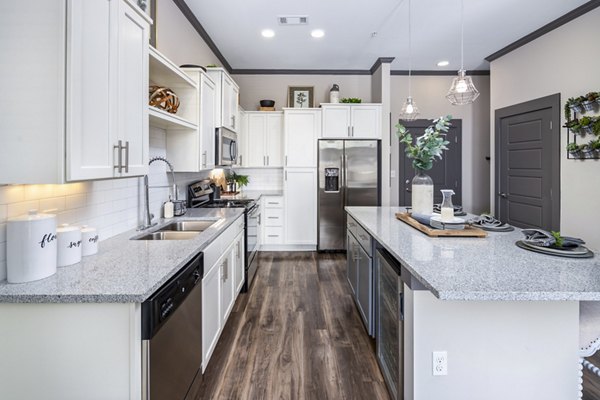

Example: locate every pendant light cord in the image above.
[460,0,464,70]
[408,0,412,96]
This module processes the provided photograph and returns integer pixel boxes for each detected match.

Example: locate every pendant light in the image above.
[446,0,479,105]
[399,0,419,121]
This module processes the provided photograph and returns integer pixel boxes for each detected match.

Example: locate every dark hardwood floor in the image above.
[189,251,390,400]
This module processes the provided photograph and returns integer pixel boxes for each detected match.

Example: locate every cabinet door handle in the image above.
[114,140,123,173]
[239,155,243,166]
[267,155,270,166]
[285,155,288,166]
[123,141,129,173]
[285,170,287,181]
[351,126,355,137]
[202,151,207,168]
[347,126,350,137]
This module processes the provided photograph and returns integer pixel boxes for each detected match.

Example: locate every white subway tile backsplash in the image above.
[0,224,6,243]
[7,200,40,218]
[39,197,66,213]
[0,205,6,220]
[0,185,25,204]
[65,194,86,209]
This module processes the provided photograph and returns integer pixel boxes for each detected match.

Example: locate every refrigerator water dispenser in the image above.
[324,168,340,192]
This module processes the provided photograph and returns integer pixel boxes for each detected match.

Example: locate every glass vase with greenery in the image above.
[396,115,452,214]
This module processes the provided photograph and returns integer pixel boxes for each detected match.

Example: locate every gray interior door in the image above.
[495,94,560,231]
[399,119,462,207]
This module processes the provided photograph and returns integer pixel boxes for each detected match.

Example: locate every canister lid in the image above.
[57,223,80,233]
[8,209,56,222]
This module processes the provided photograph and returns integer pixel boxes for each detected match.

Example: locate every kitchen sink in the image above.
[133,231,200,241]
[159,220,217,232]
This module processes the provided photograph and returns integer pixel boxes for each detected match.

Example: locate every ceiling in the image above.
[183,0,589,72]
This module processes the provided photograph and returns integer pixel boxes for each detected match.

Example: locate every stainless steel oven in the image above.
[245,202,260,291]
[216,127,237,166]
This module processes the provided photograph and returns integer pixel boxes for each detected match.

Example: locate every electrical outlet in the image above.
[432,351,448,376]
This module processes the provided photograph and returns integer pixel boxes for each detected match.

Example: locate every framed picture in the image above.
[288,86,314,108]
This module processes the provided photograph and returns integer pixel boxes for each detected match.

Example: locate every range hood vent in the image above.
[278,15,309,25]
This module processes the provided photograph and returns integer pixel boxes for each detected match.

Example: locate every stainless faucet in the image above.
[139,156,179,230]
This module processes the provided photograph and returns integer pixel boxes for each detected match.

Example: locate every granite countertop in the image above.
[346,206,600,301]
[220,189,283,200]
[0,208,245,304]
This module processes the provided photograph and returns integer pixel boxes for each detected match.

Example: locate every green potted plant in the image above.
[564,119,582,133]
[580,116,594,135]
[570,96,585,114]
[583,92,600,112]
[593,117,600,136]
[396,115,452,214]
[225,171,249,193]
[564,97,576,121]
[567,142,583,158]
[340,98,362,103]
[588,139,600,157]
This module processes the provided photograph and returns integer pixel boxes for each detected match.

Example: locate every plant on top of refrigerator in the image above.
[396,115,452,171]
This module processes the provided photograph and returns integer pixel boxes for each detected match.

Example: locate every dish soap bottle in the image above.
[164,197,174,219]
[440,190,455,222]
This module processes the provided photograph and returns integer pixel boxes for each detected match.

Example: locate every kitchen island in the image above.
[346,206,599,400]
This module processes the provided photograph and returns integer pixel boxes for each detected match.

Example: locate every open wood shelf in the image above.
[149,106,198,130]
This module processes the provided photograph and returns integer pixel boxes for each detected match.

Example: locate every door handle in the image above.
[114,140,123,173]
[123,141,129,173]
[498,192,508,198]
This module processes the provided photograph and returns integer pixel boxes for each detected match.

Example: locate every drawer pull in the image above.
[268,235,279,238]
[268,202,279,205]
[268,216,279,219]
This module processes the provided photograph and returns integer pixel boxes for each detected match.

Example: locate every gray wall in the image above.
[390,75,491,214]
[233,74,373,111]
[490,7,600,251]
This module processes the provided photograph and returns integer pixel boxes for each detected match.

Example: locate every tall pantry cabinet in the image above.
[283,109,320,246]
[0,0,151,184]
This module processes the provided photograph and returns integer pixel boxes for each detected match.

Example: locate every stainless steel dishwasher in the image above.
[142,253,203,400]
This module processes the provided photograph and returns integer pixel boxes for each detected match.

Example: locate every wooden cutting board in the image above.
[395,212,487,238]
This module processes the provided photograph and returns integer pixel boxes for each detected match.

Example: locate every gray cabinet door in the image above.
[356,244,373,336]
[346,232,358,295]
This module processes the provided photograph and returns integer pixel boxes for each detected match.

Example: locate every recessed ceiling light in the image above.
[261,29,275,38]
[311,29,325,38]
[437,60,450,67]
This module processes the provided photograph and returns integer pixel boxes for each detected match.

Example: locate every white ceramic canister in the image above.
[56,224,82,267]
[7,210,58,283]
[81,226,99,256]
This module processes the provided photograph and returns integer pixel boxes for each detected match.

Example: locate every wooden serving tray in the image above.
[395,212,487,238]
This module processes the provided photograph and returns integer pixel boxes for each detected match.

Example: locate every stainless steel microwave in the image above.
[216,127,237,166]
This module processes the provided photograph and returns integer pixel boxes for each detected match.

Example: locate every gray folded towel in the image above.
[522,229,585,248]
[411,212,432,226]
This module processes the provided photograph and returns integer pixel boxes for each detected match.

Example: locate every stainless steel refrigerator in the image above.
[318,140,380,251]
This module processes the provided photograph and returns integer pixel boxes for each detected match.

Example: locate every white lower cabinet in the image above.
[262,196,285,245]
[234,232,245,294]
[284,168,317,245]
[202,255,221,371]
[201,215,244,372]
[219,248,235,326]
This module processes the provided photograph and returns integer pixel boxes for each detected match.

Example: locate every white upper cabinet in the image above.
[243,112,283,167]
[321,104,382,139]
[284,109,321,168]
[206,68,239,132]
[0,0,151,184]
[171,66,215,172]
[237,109,247,166]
